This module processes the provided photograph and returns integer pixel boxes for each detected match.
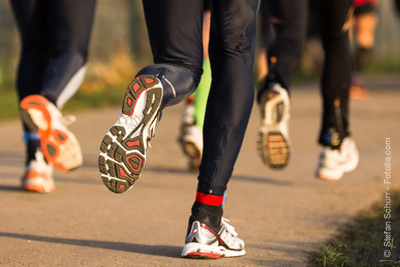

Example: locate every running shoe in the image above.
[98,75,163,193]
[182,218,245,259]
[180,100,196,127]
[178,102,203,170]
[22,151,54,193]
[316,137,359,181]
[257,83,291,169]
[179,124,203,171]
[20,95,82,172]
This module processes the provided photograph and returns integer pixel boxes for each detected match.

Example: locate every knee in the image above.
[136,63,200,108]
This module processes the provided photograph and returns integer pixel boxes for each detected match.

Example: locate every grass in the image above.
[63,84,126,111]
[310,190,400,267]
[0,90,20,121]
[0,84,127,122]
[0,44,139,122]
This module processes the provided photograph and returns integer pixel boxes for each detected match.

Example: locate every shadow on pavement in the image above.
[0,184,21,191]
[0,232,182,258]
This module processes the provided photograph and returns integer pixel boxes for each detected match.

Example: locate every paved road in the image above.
[1,78,399,266]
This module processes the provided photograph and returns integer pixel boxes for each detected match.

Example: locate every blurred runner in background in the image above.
[350,0,380,100]
[10,0,96,193]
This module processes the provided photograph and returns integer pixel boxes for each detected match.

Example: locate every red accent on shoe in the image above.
[126,139,141,148]
[20,95,52,137]
[119,167,133,181]
[53,130,68,144]
[186,252,221,259]
[127,98,132,107]
[195,192,224,206]
[119,184,125,190]
[145,78,154,84]
[41,141,61,167]
[201,223,227,246]
[124,154,142,172]
[122,79,157,117]
[132,83,140,93]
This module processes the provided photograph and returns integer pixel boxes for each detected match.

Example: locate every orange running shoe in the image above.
[98,75,163,193]
[20,95,82,172]
[22,151,54,193]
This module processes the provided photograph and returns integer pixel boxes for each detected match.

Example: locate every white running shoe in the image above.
[179,124,203,171]
[257,83,291,169]
[182,218,245,259]
[20,95,82,172]
[22,151,55,193]
[98,75,163,193]
[180,102,196,126]
[178,102,203,170]
[316,137,359,181]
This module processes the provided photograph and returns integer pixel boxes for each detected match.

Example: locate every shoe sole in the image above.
[20,95,82,172]
[23,183,54,193]
[182,242,245,259]
[98,75,162,194]
[181,141,202,171]
[257,90,290,169]
[22,173,55,193]
[316,172,343,182]
[316,155,359,181]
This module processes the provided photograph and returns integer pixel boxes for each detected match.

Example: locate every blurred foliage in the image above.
[0,0,399,120]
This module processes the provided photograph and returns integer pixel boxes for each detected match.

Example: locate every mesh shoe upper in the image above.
[316,137,359,181]
[182,217,245,258]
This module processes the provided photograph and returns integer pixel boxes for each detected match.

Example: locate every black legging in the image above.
[313,0,353,145]
[139,0,260,196]
[260,0,352,146]
[10,0,96,108]
[259,0,307,91]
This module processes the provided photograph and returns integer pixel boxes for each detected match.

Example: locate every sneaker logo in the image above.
[322,131,341,147]
[331,133,341,147]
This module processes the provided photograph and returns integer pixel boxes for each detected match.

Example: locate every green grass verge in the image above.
[310,190,400,267]
[0,91,19,121]
[63,85,126,111]
[0,85,126,122]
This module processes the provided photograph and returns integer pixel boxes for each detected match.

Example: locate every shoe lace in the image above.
[221,218,239,237]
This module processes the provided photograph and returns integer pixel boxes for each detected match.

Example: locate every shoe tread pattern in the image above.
[99,75,162,193]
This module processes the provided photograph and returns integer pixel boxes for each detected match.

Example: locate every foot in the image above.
[178,102,203,170]
[316,137,359,181]
[22,151,54,193]
[182,217,245,259]
[98,75,163,193]
[179,124,203,171]
[20,95,82,172]
[257,83,291,169]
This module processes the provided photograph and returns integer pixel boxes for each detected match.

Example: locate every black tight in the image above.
[11,0,96,108]
[140,0,260,195]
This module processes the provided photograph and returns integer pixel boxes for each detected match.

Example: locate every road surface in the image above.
[1,78,399,266]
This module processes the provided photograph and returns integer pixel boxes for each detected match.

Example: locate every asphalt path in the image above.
[1,78,399,266]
